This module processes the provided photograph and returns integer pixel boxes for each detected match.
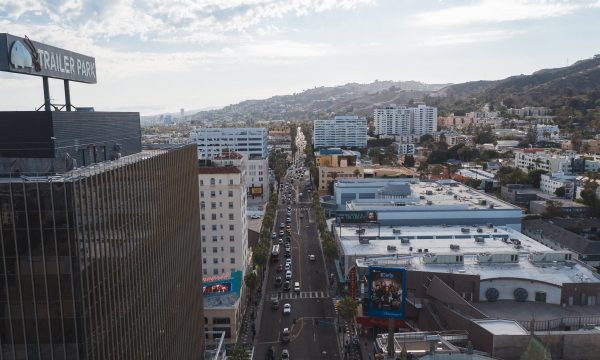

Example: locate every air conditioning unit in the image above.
[387,245,397,251]
[424,253,464,264]
[450,244,460,250]
[400,237,410,244]
[529,251,573,263]
[475,236,485,243]
[392,228,402,234]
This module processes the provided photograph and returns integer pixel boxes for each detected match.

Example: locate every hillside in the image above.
[192,80,448,122]
[432,55,600,111]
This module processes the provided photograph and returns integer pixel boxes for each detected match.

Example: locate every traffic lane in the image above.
[285,298,340,359]
[258,299,339,359]
[297,209,327,292]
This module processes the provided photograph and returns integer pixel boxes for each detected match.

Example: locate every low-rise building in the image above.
[514,149,600,174]
[535,124,560,141]
[316,148,363,194]
[333,179,522,230]
[203,271,246,344]
[539,172,576,198]
[530,198,591,217]
[393,142,415,155]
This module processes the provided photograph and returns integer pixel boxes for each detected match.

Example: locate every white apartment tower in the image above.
[191,127,268,160]
[313,116,368,149]
[198,151,249,276]
[374,104,438,136]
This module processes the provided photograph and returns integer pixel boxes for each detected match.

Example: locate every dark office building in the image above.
[0,112,204,359]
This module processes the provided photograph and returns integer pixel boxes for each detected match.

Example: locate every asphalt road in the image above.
[255,170,340,360]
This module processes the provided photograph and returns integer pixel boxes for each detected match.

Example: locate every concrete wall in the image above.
[493,333,600,360]
[480,278,562,304]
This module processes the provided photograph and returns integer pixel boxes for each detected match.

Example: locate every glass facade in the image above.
[0,146,204,359]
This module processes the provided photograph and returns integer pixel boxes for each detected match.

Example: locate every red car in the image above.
[276,264,283,272]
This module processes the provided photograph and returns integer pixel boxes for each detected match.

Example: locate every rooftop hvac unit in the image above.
[487,223,494,228]
[356,229,365,234]
[476,228,483,233]
[427,200,433,205]
[387,245,397,251]
[450,244,460,250]
[426,190,433,195]
[461,228,471,233]
[529,251,573,263]
[479,199,487,205]
[489,204,495,209]
[477,252,519,263]
[475,236,485,243]
[400,237,410,244]
[423,253,464,264]
[392,228,402,234]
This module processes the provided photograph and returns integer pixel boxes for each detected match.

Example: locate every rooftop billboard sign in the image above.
[0,33,97,84]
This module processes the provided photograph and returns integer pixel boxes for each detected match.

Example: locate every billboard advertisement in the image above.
[337,211,378,224]
[1,33,97,83]
[367,266,405,319]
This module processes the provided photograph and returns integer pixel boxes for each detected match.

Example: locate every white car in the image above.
[285,258,292,265]
[285,270,292,280]
[284,263,291,271]
[283,303,291,315]
[250,214,261,219]
[281,349,290,359]
[308,254,316,261]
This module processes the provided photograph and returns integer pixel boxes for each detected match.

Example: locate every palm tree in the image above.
[337,296,359,325]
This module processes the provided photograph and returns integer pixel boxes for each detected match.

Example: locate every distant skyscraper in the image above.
[0,111,204,359]
[374,104,438,136]
[313,116,368,149]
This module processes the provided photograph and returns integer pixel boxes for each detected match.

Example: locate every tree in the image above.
[417,162,430,179]
[229,347,250,360]
[337,296,359,324]
[323,240,338,261]
[527,169,547,188]
[403,154,415,167]
[431,164,444,176]
[473,125,496,144]
[554,186,566,198]
[419,134,434,146]
[542,200,564,219]
[244,271,258,294]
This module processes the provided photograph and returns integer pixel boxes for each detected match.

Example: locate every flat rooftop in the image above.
[0,149,170,183]
[472,319,528,335]
[343,225,600,285]
[340,179,518,211]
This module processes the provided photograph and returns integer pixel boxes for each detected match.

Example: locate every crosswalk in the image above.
[276,290,330,299]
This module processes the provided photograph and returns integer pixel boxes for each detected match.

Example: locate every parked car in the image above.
[275,276,282,287]
[285,270,292,280]
[308,254,316,261]
[283,281,290,291]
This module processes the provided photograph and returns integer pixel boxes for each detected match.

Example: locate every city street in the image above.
[255,132,340,359]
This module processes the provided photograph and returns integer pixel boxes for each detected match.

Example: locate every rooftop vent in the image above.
[387,245,397,251]
[450,244,460,250]
[475,236,485,243]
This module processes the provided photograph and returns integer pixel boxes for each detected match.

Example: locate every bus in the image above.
[271,244,280,261]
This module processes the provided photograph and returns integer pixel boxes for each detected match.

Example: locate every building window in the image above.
[201,214,205,220]
[229,224,234,231]
[203,269,207,275]
[213,258,218,264]
[210,178,215,185]
[212,247,217,253]
[200,191,204,198]
[213,269,219,275]
[211,202,216,209]
[201,201,205,209]
[211,225,217,231]
[229,213,234,220]
[213,317,231,325]
[229,179,233,185]
[202,247,206,253]
[228,202,234,209]
[201,225,206,231]
[211,214,217,220]
[535,291,547,303]
[230,235,235,242]
[230,258,235,264]
[230,246,235,253]
[200,180,204,186]
[228,190,233,197]
[210,191,216,198]
[212,236,217,242]
[201,236,206,243]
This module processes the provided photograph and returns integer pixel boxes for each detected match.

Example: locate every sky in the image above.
[1,0,599,115]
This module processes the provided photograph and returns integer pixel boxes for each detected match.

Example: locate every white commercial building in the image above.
[535,124,560,142]
[333,179,522,230]
[374,104,437,136]
[191,127,268,160]
[514,150,600,174]
[393,143,415,155]
[540,172,576,199]
[198,155,250,276]
[313,116,368,149]
[339,224,600,306]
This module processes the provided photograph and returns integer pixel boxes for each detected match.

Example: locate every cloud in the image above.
[413,0,586,27]
[0,0,375,44]
[420,30,523,46]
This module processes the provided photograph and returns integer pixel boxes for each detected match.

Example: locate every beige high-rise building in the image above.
[199,150,249,276]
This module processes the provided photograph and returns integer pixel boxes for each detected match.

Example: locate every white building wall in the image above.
[374,105,437,136]
[199,172,249,276]
[246,157,270,202]
[479,278,562,304]
[191,127,268,160]
[313,116,368,148]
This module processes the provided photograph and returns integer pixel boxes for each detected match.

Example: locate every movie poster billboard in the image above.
[367,266,405,319]
[337,211,378,224]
